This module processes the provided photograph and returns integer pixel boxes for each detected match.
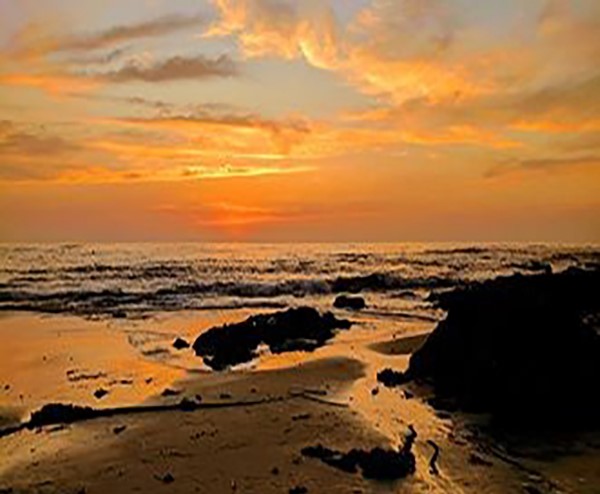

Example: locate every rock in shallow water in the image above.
[192,307,352,371]
[407,268,600,426]
[172,337,190,350]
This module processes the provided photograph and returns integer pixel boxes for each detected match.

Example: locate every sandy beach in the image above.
[2,303,597,494]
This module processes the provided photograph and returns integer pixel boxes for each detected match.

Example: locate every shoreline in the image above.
[1,287,599,493]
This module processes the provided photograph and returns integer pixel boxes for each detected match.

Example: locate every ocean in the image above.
[1,242,598,319]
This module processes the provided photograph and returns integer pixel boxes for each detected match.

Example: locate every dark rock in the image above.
[468,453,493,467]
[112,310,127,319]
[377,368,409,388]
[333,295,366,310]
[29,404,97,428]
[219,393,232,400]
[161,388,181,397]
[292,413,311,421]
[289,487,307,494]
[289,487,308,494]
[522,485,543,494]
[271,466,279,475]
[192,307,352,370]
[156,473,175,484]
[113,425,127,435]
[93,388,108,400]
[172,337,190,350]
[426,440,440,475]
[371,387,379,396]
[407,268,600,426]
[301,426,416,480]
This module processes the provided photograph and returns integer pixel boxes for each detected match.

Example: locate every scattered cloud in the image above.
[8,13,205,59]
[89,54,238,82]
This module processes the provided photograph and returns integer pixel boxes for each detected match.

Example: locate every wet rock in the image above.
[113,425,127,435]
[302,444,416,480]
[192,307,352,371]
[408,268,600,426]
[93,388,109,400]
[426,440,440,475]
[522,484,542,494]
[376,368,409,388]
[29,404,97,428]
[289,487,308,494]
[172,337,190,350]
[333,295,366,310]
[301,426,416,480]
[156,473,175,484]
[292,413,311,421]
[468,453,493,467]
[161,388,181,397]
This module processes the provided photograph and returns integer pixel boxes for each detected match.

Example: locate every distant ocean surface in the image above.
[0,243,598,319]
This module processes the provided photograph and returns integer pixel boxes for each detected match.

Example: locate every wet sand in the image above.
[0,310,598,493]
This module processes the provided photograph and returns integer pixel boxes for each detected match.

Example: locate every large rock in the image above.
[407,268,600,426]
[192,307,352,371]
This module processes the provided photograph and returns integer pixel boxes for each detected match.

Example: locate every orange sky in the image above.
[1,0,599,242]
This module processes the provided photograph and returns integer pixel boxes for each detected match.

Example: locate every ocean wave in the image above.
[0,272,457,317]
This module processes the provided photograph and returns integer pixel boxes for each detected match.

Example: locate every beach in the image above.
[1,243,599,493]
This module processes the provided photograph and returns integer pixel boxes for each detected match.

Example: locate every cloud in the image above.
[486,154,600,177]
[105,109,312,156]
[89,54,238,82]
[0,121,79,156]
[8,14,205,59]
[205,0,342,69]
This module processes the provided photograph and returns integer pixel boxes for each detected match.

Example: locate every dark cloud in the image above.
[66,47,130,65]
[0,125,78,156]
[91,54,238,82]
[520,155,599,170]
[486,154,600,177]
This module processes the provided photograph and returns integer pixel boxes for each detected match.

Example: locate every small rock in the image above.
[173,337,190,350]
[334,295,366,310]
[113,425,127,435]
[220,393,232,400]
[522,484,542,494]
[377,368,409,388]
[271,467,279,475]
[161,388,181,397]
[157,473,175,484]
[292,413,311,421]
[371,387,379,396]
[404,390,414,399]
[468,453,493,467]
[289,487,308,494]
[93,389,108,400]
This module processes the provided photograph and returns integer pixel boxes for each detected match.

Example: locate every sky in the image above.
[0,0,598,242]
